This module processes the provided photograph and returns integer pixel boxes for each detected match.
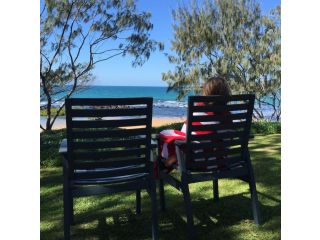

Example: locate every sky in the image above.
[76,0,281,87]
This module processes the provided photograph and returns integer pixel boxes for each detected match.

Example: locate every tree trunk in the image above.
[46,98,52,131]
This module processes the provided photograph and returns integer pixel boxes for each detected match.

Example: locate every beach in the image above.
[152,117,184,127]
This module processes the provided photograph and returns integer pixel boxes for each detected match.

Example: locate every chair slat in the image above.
[73,148,147,160]
[73,166,147,179]
[189,130,245,141]
[190,138,244,150]
[187,155,244,169]
[72,179,149,196]
[72,128,148,139]
[190,121,247,131]
[72,118,147,128]
[70,108,147,117]
[67,97,152,106]
[191,112,248,122]
[189,94,254,102]
[74,157,146,169]
[191,103,249,112]
[72,138,146,150]
[191,146,242,159]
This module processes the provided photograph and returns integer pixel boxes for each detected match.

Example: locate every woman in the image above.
[159,76,231,169]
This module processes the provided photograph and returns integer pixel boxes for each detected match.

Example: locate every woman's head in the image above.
[202,76,231,96]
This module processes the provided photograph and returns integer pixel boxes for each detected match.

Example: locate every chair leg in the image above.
[213,179,219,201]
[63,186,71,240]
[150,181,159,240]
[136,190,141,214]
[69,196,74,224]
[159,179,166,212]
[249,177,261,224]
[181,175,196,240]
[246,151,262,224]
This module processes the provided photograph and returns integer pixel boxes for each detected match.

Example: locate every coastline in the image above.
[41,116,185,130]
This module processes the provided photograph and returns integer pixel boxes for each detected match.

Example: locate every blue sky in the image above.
[86,0,281,86]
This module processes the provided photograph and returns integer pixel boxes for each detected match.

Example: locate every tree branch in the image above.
[40,3,46,17]
[46,1,75,76]
[93,48,123,55]
[93,51,125,65]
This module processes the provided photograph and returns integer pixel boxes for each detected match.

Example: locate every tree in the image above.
[41,0,163,130]
[162,0,280,120]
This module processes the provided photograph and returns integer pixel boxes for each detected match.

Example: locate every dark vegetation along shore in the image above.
[41,122,280,239]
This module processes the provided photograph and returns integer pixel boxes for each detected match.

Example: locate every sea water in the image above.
[40,85,278,126]
[40,86,188,127]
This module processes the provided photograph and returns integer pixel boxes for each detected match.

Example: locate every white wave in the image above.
[40,101,64,108]
[154,100,187,108]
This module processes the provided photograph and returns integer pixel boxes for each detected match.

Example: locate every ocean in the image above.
[40,86,188,128]
[40,85,277,126]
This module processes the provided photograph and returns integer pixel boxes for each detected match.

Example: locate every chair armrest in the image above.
[137,135,157,149]
[59,139,69,171]
[174,140,187,172]
[152,134,160,148]
[152,133,160,140]
[174,140,187,147]
[151,139,157,149]
[59,139,68,154]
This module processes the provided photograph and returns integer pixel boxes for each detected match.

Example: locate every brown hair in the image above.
[202,76,231,96]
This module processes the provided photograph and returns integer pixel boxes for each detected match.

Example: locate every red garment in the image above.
[158,104,230,172]
[159,110,215,165]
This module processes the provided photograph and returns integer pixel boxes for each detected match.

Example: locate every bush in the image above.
[40,129,66,167]
[251,121,281,134]
[40,108,65,116]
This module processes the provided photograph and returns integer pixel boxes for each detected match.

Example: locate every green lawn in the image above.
[41,134,280,240]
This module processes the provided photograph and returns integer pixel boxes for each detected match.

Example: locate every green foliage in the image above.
[40,129,66,167]
[251,121,281,134]
[40,107,65,116]
[163,0,281,119]
[41,0,163,130]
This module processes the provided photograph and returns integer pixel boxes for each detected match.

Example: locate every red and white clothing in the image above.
[158,103,230,171]
[159,110,216,164]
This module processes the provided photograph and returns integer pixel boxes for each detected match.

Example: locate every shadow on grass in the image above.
[158,193,280,240]
[41,189,280,240]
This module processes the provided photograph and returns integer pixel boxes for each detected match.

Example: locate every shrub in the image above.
[40,108,65,116]
[251,121,281,134]
[40,129,66,167]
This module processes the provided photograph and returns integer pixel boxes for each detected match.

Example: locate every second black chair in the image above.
[157,94,261,239]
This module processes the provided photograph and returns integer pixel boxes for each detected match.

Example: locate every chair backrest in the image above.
[185,94,255,171]
[65,97,153,181]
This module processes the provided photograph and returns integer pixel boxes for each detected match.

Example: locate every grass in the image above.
[40,129,280,240]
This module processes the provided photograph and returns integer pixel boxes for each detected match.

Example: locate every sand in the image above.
[42,117,185,130]
[152,117,185,127]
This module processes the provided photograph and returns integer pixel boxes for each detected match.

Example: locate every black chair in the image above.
[59,97,158,240]
[157,94,261,239]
